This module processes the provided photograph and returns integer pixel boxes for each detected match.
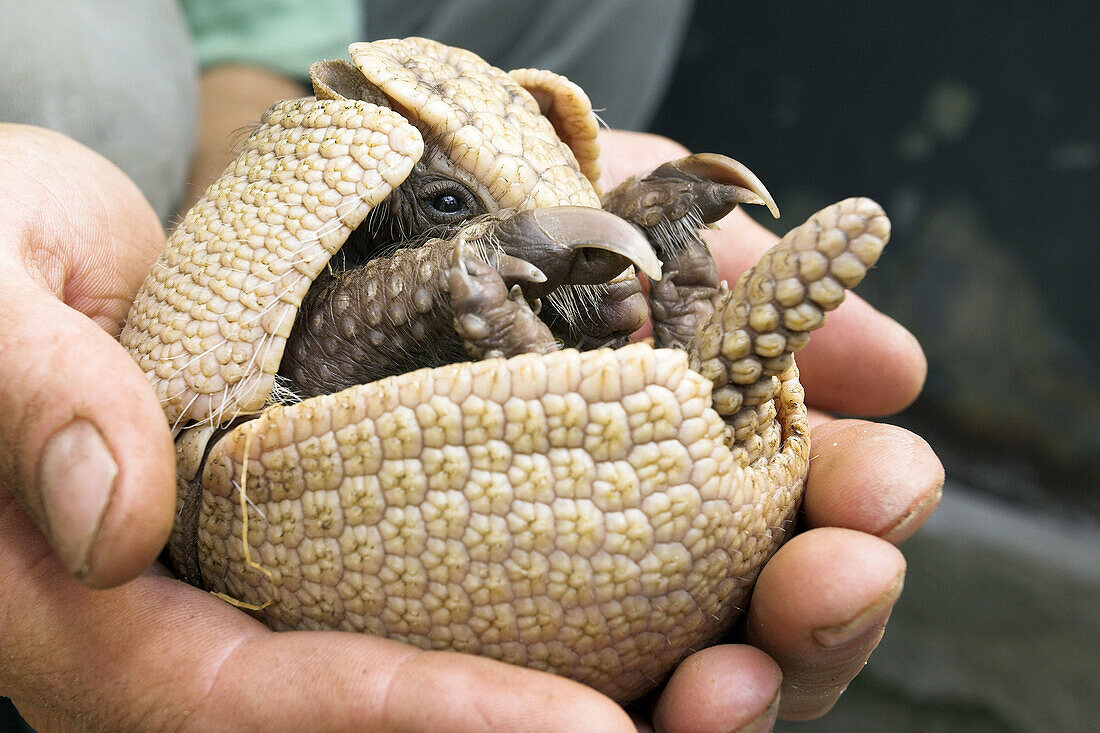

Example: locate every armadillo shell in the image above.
[175,343,808,703]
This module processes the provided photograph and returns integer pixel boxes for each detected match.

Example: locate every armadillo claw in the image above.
[449,238,557,359]
[602,153,779,255]
[492,206,662,297]
[649,153,780,222]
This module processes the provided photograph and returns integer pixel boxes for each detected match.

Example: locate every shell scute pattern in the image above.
[120,98,423,429]
[190,345,806,701]
[351,38,597,210]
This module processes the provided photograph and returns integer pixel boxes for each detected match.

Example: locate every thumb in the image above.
[0,125,176,588]
[0,274,176,587]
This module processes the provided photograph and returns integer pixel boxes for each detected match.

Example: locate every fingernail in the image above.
[38,419,117,578]
[880,480,943,544]
[734,688,780,733]
[812,572,904,648]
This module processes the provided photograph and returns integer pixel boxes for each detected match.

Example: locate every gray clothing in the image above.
[0,0,198,223]
[1,1,691,226]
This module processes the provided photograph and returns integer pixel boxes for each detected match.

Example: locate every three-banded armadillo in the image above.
[120,37,889,703]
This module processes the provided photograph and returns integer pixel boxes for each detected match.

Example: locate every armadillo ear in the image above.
[510,68,603,196]
[309,59,392,108]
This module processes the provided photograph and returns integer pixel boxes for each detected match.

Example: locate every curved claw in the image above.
[648,153,780,221]
[449,239,557,358]
[487,250,548,287]
[493,206,663,299]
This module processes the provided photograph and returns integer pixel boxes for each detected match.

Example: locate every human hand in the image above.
[600,129,943,731]
[0,124,177,587]
[0,121,941,732]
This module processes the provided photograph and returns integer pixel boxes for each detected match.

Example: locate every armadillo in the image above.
[120,37,889,703]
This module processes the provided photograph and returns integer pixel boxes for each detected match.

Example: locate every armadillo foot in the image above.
[452,206,659,354]
[602,153,779,351]
[449,237,558,359]
[279,206,663,396]
[541,276,647,352]
[648,238,719,351]
[602,153,779,253]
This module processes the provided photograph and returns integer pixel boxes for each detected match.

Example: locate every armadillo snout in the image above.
[491,206,661,299]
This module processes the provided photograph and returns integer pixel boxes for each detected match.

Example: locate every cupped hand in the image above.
[0,124,943,732]
[0,124,176,587]
[600,130,944,732]
[0,495,638,731]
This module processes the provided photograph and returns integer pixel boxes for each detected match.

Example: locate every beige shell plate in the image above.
[120,98,424,429]
[350,37,601,209]
[195,344,809,703]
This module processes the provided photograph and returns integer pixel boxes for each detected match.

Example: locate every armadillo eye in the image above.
[420,180,480,224]
[431,193,463,213]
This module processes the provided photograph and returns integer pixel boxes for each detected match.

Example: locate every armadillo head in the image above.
[121,38,612,432]
[317,38,603,213]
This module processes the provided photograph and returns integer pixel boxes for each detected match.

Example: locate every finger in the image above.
[806,406,835,428]
[218,636,634,733]
[796,294,926,415]
[0,276,176,587]
[805,420,944,543]
[0,125,168,329]
[597,129,690,190]
[598,131,927,415]
[743,527,906,720]
[707,208,926,415]
[0,501,633,733]
[651,645,780,733]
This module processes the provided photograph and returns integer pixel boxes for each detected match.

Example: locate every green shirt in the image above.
[180,0,362,78]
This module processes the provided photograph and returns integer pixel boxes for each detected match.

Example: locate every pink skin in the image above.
[0,124,942,732]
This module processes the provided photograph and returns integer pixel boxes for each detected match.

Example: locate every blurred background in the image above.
[2,1,1095,730]
[648,2,1097,731]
